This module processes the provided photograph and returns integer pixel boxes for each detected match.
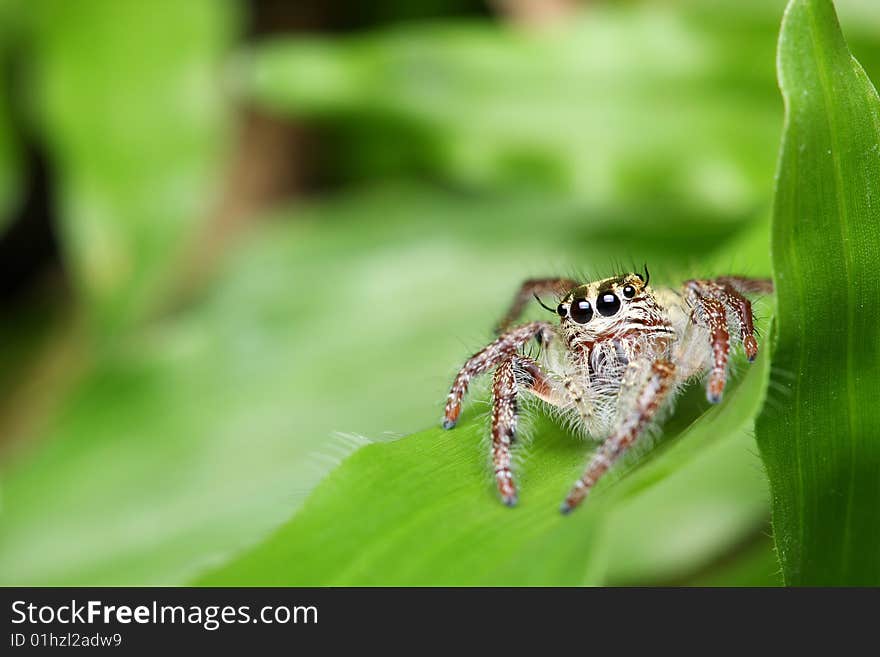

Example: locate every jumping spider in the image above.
[442,270,773,514]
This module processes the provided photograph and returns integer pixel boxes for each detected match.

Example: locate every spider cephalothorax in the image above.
[442,270,772,513]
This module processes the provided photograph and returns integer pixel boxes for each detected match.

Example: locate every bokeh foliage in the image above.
[0,0,22,233]
[24,0,238,332]
[243,0,880,211]
[0,0,877,586]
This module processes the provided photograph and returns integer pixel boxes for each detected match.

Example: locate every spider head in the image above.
[555,272,656,337]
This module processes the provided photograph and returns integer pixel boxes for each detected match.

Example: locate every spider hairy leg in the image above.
[442,321,554,429]
[715,277,773,362]
[515,355,554,401]
[495,277,578,334]
[729,294,759,362]
[693,294,731,404]
[687,276,772,401]
[491,359,519,506]
[563,374,594,428]
[560,359,676,514]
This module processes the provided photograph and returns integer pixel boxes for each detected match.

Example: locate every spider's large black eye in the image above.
[596,292,621,316]
[622,285,636,299]
[569,298,593,324]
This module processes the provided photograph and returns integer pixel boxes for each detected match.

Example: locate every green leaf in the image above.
[197,274,774,586]
[0,184,771,585]
[27,0,237,332]
[756,0,880,585]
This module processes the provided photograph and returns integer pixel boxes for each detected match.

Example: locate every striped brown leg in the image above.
[715,277,774,362]
[491,359,519,506]
[560,360,676,514]
[726,293,759,362]
[515,354,554,402]
[443,321,554,429]
[495,277,578,334]
[689,290,731,404]
[687,276,772,400]
[495,355,563,505]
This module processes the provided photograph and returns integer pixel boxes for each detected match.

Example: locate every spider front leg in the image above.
[442,321,554,429]
[715,276,774,361]
[690,292,731,404]
[685,276,773,403]
[488,354,559,506]
[561,359,677,514]
[442,323,556,506]
[490,359,519,505]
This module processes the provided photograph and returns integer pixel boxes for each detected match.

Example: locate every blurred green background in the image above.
[0,0,876,586]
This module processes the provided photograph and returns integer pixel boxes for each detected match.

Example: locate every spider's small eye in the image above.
[622,285,636,299]
[569,298,593,324]
[556,303,567,318]
[596,292,621,316]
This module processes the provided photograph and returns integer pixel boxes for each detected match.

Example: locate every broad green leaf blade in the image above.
[0,184,766,586]
[198,339,771,587]
[28,0,237,332]
[757,0,880,585]
[0,184,772,586]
